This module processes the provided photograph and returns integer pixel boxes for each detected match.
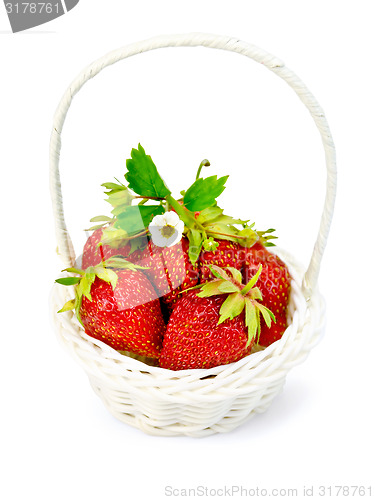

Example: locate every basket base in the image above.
[88,375,286,437]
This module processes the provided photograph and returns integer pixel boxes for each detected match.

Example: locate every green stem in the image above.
[127,229,149,240]
[134,196,165,201]
[206,230,249,240]
[114,177,125,187]
[165,194,197,227]
[195,159,210,181]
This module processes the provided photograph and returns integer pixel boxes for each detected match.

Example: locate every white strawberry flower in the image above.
[149,211,184,248]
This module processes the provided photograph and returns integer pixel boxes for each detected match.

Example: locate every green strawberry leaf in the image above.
[75,291,84,327]
[86,215,113,230]
[62,268,85,275]
[217,293,245,325]
[217,281,241,294]
[104,257,149,271]
[209,265,230,281]
[90,215,113,223]
[55,277,81,286]
[257,228,278,247]
[114,205,164,236]
[102,180,134,216]
[106,188,134,212]
[100,226,129,248]
[237,227,259,248]
[207,214,249,226]
[101,181,126,192]
[241,264,263,295]
[197,280,227,298]
[249,286,262,301]
[57,299,76,313]
[85,223,107,232]
[111,204,133,217]
[225,267,243,284]
[245,299,258,346]
[187,228,203,264]
[165,195,197,227]
[129,235,148,255]
[183,175,229,212]
[77,272,96,301]
[124,144,171,198]
[196,206,224,224]
[55,266,119,323]
[205,223,239,242]
[95,267,118,290]
[257,303,276,328]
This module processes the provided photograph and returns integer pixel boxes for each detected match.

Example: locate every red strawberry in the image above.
[56,265,166,358]
[135,236,199,312]
[160,290,253,370]
[82,227,131,269]
[257,312,288,347]
[242,242,291,347]
[198,239,245,282]
[159,264,274,370]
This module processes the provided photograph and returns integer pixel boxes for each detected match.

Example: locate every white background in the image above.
[1,1,374,499]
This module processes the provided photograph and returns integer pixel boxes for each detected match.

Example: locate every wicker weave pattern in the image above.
[49,34,335,436]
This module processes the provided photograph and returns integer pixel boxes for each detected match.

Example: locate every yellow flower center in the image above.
[160,225,175,238]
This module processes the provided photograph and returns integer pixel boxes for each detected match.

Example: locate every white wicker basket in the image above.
[49,33,336,437]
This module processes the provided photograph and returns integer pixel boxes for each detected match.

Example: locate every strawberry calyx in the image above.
[194,264,276,346]
[102,179,135,217]
[85,215,114,232]
[85,180,134,234]
[256,228,278,247]
[202,236,219,252]
[99,226,130,249]
[55,258,148,324]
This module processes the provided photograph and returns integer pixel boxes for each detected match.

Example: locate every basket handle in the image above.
[49,33,336,300]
